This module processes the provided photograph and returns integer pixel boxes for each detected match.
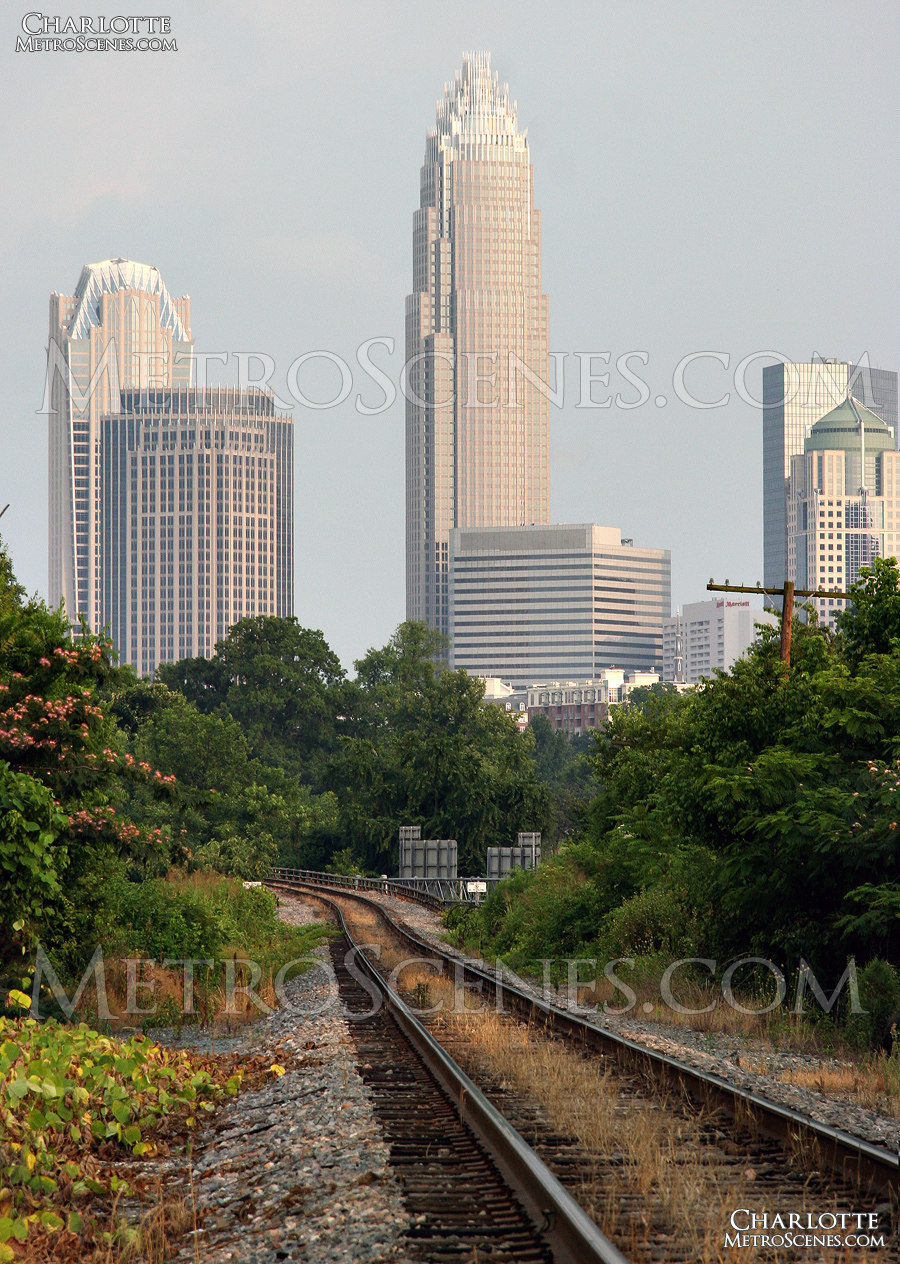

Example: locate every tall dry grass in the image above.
[337,897,881,1263]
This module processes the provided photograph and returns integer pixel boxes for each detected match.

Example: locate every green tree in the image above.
[528,713,593,844]
[837,555,900,667]
[112,678,337,871]
[0,534,25,619]
[0,761,69,962]
[331,624,547,873]
[587,613,900,972]
[465,602,900,982]
[0,537,177,966]
[157,616,348,782]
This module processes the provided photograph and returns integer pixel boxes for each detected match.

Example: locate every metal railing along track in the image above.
[268,866,490,908]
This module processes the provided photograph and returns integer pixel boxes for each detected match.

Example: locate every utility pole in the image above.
[706,579,850,667]
[780,581,794,664]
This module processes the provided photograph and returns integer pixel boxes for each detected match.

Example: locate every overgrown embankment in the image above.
[446,566,900,1061]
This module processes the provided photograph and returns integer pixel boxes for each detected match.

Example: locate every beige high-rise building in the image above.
[47,258,193,626]
[787,397,900,627]
[101,387,293,677]
[406,53,550,637]
[762,359,897,589]
[47,260,294,676]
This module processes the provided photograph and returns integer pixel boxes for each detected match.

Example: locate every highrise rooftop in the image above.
[67,257,190,341]
[426,51,526,160]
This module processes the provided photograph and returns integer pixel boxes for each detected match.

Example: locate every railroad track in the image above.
[317,891,627,1263]
[269,876,899,1261]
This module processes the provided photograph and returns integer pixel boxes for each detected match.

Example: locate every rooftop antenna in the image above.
[847,393,867,501]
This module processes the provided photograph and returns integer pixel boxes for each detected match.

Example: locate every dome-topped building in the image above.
[788,395,900,624]
[804,397,894,496]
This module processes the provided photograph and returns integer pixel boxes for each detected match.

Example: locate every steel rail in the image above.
[269,877,900,1201]
[306,886,629,1264]
[269,865,492,908]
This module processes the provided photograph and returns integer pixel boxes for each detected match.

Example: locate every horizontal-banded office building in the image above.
[101,386,293,677]
[448,523,670,688]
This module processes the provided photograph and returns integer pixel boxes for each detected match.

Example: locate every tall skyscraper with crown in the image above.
[47,258,193,625]
[406,53,550,637]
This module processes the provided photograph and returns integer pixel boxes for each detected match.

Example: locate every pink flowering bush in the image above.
[0,576,180,967]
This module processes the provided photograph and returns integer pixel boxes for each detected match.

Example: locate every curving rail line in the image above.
[300,884,628,1264]
[268,873,899,1204]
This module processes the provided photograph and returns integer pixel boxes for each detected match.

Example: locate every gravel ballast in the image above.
[166,899,414,1264]
[350,887,900,1154]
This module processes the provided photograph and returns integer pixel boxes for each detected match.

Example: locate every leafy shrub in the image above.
[114,879,225,959]
[109,873,316,962]
[0,762,69,959]
[849,958,900,1050]
[444,904,485,949]
[196,829,278,880]
[0,1003,241,1257]
[600,884,697,958]
[446,848,623,972]
[325,847,366,877]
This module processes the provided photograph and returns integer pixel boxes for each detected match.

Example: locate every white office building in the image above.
[449,523,670,688]
[787,397,900,627]
[663,600,777,683]
[763,359,897,589]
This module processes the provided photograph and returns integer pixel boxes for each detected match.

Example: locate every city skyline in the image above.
[4,6,900,670]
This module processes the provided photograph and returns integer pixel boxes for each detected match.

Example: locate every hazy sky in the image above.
[2,1,898,671]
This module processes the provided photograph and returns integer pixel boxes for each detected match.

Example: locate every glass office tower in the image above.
[47,259,194,628]
[101,387,293,676]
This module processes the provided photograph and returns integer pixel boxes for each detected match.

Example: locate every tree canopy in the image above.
[156,616,347,781]
[329,623,547,873]
[461,564,900,981]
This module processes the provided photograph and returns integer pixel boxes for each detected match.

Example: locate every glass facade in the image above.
[763,361,898,589]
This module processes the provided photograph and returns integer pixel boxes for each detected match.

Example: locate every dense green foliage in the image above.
[0,546,178,971]
[450,560,900,1012]
[0,535,546,985]
[328,623,547,873]
[107,873,324,970]
[156,618,347,782]
[0,1002,242,1258]
[0,764,68,950]
[528,713,593,843]
[108,679,336,879]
